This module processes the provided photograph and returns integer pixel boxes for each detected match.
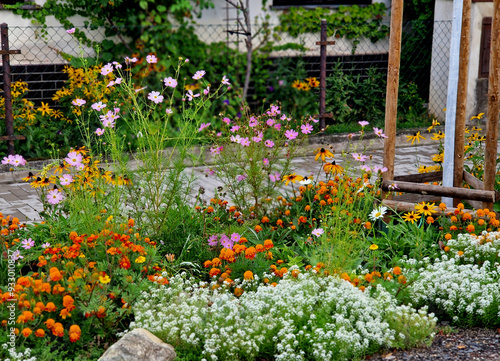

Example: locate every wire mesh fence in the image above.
[0,21,452,119]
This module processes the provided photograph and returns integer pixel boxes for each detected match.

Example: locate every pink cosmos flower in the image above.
[100,63,113,76]
[222,117,231,125]
[358,120,369,127]
[284,129,299,140]
[265,140,274,148]
[65,151,83,167]
[237,174,247,181]
[266,118,275,127]
[221,75,230,85]
[373,165,388,173]
[373,127,388,138]
[115,78,122,84]
[309,116,319,123]
[249,117,258,127]
[66,28,75,34]
[164,77,177,88]
[207,235,218,247]
[125,56,138,64]
[240,137,250,146]
[274,123,281,131]
[2,154,26,167]
[252,132,263,143]
[230,125,240,133]
[186,89,200,101]
[269,172,281,182]
[301,123,313,134]
[47,189,64,205]
[192,70,206,80]
[198,123,211,132]
[112,61,122,69]
[166,108,173,114]
[21,238,35,249]
[71,98,86,106]
[148,91,164,104]
[220,234,233,249]
[230,233,240,244]
[59,174,74,186]
[11,250,23,261]
[361,165,371,172]
[204,86,210,95]
[146,54,158,64]
[205,168,215,176]
[263,158,269,165]
[41,242,51,249]
[352,153,367,162]
[312,228,324,237]
[91,102,106,111]
[230,135,242,143]
[210,146,222,155]
[95,128,105,136]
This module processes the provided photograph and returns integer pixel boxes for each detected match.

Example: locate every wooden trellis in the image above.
[381,0,500,213]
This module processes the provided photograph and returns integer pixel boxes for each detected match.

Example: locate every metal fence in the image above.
[1,21,452,118]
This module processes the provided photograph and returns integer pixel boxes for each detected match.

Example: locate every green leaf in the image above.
[139,0,148,10]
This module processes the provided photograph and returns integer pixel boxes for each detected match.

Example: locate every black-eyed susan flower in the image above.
[323,161,343,175]
[282,173,304,186]
[402,211,421,224]
[415,202,437,216]
[315,147,334,162]
[406,131,425,145]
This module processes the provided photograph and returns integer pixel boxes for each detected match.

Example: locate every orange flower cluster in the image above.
[340,266,406,292]
[0,213,23,239]
[443,206,499,242]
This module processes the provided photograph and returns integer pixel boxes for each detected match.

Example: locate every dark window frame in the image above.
[271,0,372,9]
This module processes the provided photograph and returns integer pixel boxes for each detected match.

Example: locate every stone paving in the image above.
[0,132,449,223]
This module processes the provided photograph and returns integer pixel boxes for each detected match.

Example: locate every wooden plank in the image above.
[393,171,442,183]
[0,135,26,141]
[453,0,471,207]
[382,0,404,200]
[463,170,484,190]
[381,199,470,216]
[0,50,20,55]
[381,180,497,202]
[484,0,500,210]
[315,41,336,46]
[467,199,484,210]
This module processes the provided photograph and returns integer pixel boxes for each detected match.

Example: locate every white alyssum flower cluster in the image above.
[407,253,500,326]
[1,345,36,361]
[446,230,500,264]
[129,271,436,361]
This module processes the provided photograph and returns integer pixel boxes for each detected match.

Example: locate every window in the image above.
[272,0,372,7]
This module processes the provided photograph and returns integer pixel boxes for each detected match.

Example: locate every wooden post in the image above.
[453,0,471,206]
[483,0,500,209]
[382,0,404,198]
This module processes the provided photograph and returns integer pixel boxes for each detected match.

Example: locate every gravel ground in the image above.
[366,327,500,361]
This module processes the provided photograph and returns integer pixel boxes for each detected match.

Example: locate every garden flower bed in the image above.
[1,54,499,361]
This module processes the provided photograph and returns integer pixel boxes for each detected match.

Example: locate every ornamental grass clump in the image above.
[131,271,436,361]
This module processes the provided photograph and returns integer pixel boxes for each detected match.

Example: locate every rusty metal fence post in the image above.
[1,23,24,155]
[316,19,335,131]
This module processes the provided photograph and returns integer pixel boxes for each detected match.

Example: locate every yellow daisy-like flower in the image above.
[99,275,111,284]
[402,211,421,224]
[427,119,440,132]
[135,256,146,263]
[430,131,445,141]
[414,202,437,216]
[369,244,379,250]
[282,173,304,186]
[323,161,343,175]
[406,131,425,145]
[315,147,334,162]
[291,80,301,89]
[431,153,444,163]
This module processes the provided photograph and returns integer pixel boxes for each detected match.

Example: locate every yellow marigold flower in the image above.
[369,244,378,250]
[99,275,111,284]
[135,256,146,263]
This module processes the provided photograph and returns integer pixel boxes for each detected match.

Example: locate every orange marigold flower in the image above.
[45,302,57,312]
[456,203,464,210]
[261,216,270,223]
[291,269,300,278]
[476,209,485,217]
[364,221,372,230]
[445,233,452,241]
[212,258,221,267]
[243,271,254,280]
[444,246,450,252]
[254,225,262,233]
[450,216,458,223]
[305,265,312,271]
[466,224,475,233]
[206,206,214,213]
[52,323,64,337]
[457,251,464,256]
[364,273,373,283]
[96,306,106,319]
[264,239,274,250]
[450,225,458,231]
[398,275,407,284]
[255,244,264,253]
[127,219,135,228]
[69,324,81,335]
[49,267,63,282]
[35,329,45,337]
[439,202,447,211]
[234,287,244,297]
[209,268,221,277]
[204,260,213,268]
[462,212,472,221]
[478,219,485,226]
[17,277,30,287]
[239,237,248,243]
[69,331,81,342]
[21,328,32,337]
[245,247,256,260]
[393,266,402,275]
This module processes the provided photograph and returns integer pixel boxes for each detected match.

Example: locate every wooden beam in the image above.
[463,170,484,190]
[484,0,500,210]
[394,171,442,183]
[381,180,497,202]
[382,0,404,199]
[453,0,471,207]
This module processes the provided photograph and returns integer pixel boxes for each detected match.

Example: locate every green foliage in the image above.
[275,4,389,45]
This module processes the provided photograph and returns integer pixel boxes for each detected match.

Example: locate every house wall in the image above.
[430,0,494,121]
